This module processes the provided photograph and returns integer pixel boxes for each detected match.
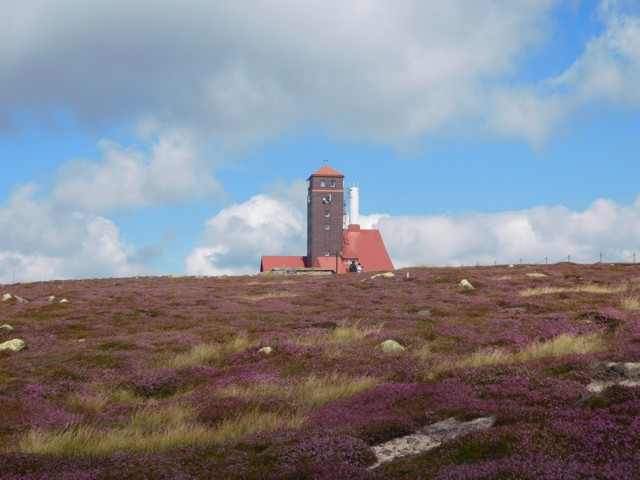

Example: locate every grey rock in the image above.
[371,417,495,468]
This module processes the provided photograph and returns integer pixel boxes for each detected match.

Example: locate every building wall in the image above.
[307,172,344,266]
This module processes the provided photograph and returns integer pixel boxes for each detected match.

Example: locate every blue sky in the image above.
[2,0,640,281]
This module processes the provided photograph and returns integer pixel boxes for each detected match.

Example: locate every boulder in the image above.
[48,296,56,302]
[258,346,273,354]
[60,299,69,303]
[459,279,474,290]
[380,339,405,353]
[0,324,14,331]
[371,272,395,279]
[2,293,12,302]
[0,339,27,352]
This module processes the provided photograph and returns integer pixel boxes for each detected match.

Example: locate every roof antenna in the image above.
[323,159,328,164]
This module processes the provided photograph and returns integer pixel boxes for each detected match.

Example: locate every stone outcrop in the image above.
[459,279,474,290]
[588,361,640,392]
[371,417,495,468]
[0,324,14,331]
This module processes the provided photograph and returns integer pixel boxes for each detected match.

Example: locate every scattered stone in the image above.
[622,362,640,377]
[78,338,86,343]
[380,339,405,353]
[371,417,495,468]
[371,272,395,279]
[258,346,273,354]
[48,296,56,302]
[0,324,14,331]
[1,293,28,303]
[459,279,474,290]
[60,299,69,303]
[587,361,640,392]
[0,339,27,352]
[526,273,548,278]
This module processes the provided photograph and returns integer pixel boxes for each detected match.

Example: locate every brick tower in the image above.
[306,165,345,267]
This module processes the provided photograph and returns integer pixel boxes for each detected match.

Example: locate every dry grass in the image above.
[449,333,604,370]
[167,334,255,367]
[621,296,640,311]
[519,284,629,297]
[414,342,436,363]
[298,322,384,346]
[13,404,303,456]
[66,392,109,412]
[215,373,380,410]
[242,291,300,301]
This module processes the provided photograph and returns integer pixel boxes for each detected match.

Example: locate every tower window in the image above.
[325,224,330,230]
[330,180,336,188]
[325,210,330,217]
[320,180,326,187]
[325,251,330,256]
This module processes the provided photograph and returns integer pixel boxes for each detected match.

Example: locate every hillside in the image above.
[1,264,640,479]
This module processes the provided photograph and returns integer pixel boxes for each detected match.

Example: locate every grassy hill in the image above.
[1,264,640,479]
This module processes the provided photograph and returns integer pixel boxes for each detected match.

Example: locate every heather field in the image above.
[2,263,640,479]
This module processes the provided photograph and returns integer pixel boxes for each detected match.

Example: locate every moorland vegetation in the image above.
[1,263,640,478]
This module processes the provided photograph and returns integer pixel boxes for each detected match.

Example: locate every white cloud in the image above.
[489,0,640,144]
[0,0,560,145]
[0,182,142,283]
[185,181,307,276]
[51,133,221,211]
[185,182,640,275]
[375,197,640,268]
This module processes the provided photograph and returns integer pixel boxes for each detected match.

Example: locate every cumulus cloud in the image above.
[488,1,640,145]
[376,197,640,268]
[185,188,640,275]
[0,185,138,283]
[185,181,307,276]
[0,0,560,145]
[51,133,221,211]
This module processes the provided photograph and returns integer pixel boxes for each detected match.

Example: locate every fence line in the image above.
[470,252,637,268]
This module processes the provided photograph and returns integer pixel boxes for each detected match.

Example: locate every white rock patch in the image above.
[371,417,495,468]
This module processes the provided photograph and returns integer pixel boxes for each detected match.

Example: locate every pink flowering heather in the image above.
[1,263,640,477]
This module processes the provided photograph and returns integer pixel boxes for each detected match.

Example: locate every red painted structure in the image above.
[260,165,394,274]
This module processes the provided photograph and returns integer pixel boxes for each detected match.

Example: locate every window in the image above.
[320,180,326,187]
[325,251,330,256]
[330,180,336,188]
[325,224,330,230]
[325,210,330,217]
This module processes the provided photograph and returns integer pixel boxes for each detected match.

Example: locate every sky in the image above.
[2,0,640,282]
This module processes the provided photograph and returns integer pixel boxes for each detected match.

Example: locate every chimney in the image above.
[349,186,359,225]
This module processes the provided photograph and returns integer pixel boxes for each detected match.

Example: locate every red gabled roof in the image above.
[341,225,394,272]
[260,256,306,272]
[308,165,344,179]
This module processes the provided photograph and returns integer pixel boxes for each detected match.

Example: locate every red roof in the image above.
[260,256,306,272]
[341,225,394,272]
[308,165,344,179]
